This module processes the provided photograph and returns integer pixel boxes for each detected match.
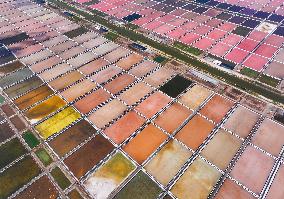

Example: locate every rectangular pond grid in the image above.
[0,0,284,198]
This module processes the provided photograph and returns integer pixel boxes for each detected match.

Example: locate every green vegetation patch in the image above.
[90,9,107,17]
[35,148,53,166]
[84,0,99,5]
[0,95,5,104]
[0,138,27,169]
[22,131,40,149]
[240,67,260,79]
[232,26,251,37]
[114,171,162,199]
[125,23,139,30]
[153,55,168,64]
[0,156,41,199]
[70,15,82,22]
[173,42,203,56]
[258,74,280,88]
[51,167,71,190]
[63,27,88,38]
[274,113,284,125]
[104,31,120,41]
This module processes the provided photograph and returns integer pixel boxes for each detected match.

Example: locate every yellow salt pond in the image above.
[35,106,80,139]
[145,140,192,186]
[179,84,212,110]
[25,95,66,124]
[171,157,221,199]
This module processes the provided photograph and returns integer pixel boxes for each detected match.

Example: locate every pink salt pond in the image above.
[154,102,192,134]
[231,146,274,194]
[200,95,234,123]
[135,91,171,118]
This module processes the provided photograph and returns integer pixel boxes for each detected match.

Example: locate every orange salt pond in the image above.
[175,114,215,150]
[154,102,192,134]
[115,53,143,70]
[74,88,111,114]
[103,111,145,144]
[200,95,234,123]
[123,124,167,164]
[24,95,66,124]
[13,85,54,110]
